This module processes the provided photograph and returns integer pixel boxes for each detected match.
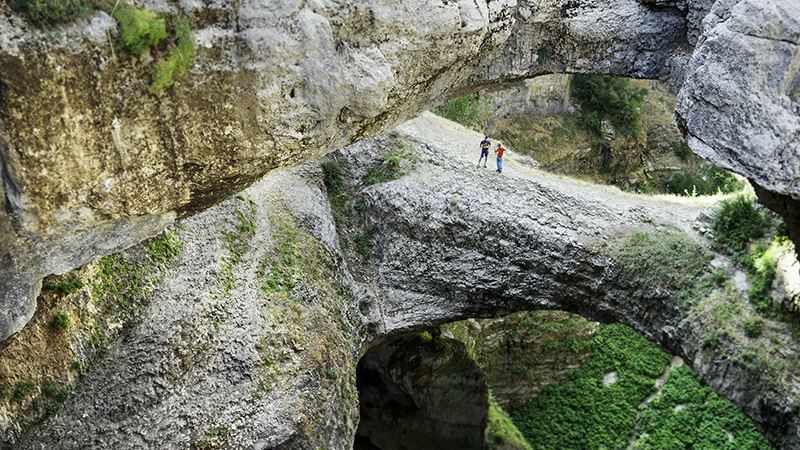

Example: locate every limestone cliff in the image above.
[1,0,799,342]
[5,113,798,449]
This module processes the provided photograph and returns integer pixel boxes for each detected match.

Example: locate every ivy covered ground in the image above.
[509,324,773,449]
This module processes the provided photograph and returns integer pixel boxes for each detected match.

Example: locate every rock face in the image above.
[355,333,488,450]
[2,0,799,342]
[479,75,573,118]
[8,113,800,449]
[674,0,800,247]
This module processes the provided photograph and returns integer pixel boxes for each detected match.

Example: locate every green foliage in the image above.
[90,225,183,349]
[712,195,767,253]
[112,6,195,92]
[113,6,166,55]
[195,425,230,450]
[354,229,374,262]
[9,0,95,25]
[665,164,744,197]
[322,160,348,214]
[745,240,782,315]
[536,45,551,66]
[511,324,672,449]
[487,394,534,450]
[433,93,493,131]
[42,381,71,403]
[52,312,72,331]
[45,272,84,295]
[92,253,146,313]
[571,74,648,136]
[709,196,799,326]
[419,331,433,342]
[743,317,764,338]
[634,365,773,449]
[143,229,182,267]
[363,153,404,186]
[12,381,35,402]
[672,139,692,160]
[217,198,257,298]
[701,330,723,349]
[258,222,298,295]
[150,18,196,93]
[616,230,712,293]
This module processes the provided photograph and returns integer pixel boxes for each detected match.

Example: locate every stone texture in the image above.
[0,3,798,436]
[479,75,573,118]
[10,113,800,449]
[355,333,488,450]
[0,0,734,341]
[675,0,800,201]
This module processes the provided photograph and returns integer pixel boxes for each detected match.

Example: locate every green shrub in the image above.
[616,230,711,293]
[113,6,166,55]
[150,18,196,93]
[52,312,72,330]
[354,229,375,262]
[45,272,84,295]
[12,381,35,402]
[635,365,773,449]
[42,381,71,403]
[672,139,692,160]
[510,324,773,449]
[433,93,493,131]
[701,330,722,349]
[363,153,405,186]
[743,317,764,338]
[143,229,182,264]
[571,75,647,136]
[9,0,95,25]
[510,324,672,449]
[665,164,743,197]
[712,195,766,252]
[487,395,534,450]
[419,331,433,342]
[321,160,348,210]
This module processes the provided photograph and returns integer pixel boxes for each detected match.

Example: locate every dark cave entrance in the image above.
[353,331,489,450]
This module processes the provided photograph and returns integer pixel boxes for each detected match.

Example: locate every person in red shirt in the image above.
[495,143,505,173]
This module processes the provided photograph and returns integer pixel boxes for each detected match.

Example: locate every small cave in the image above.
[354,331,489,450]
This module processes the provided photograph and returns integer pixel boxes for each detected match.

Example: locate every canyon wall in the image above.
[2,0,798,342]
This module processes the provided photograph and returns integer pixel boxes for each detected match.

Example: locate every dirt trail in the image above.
[395,112,726,237]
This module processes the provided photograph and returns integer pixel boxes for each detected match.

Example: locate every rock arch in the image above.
[1,0,798,342]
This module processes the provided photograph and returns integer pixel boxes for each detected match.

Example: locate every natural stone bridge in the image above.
[12,113,798,449]
[1,0,798,343]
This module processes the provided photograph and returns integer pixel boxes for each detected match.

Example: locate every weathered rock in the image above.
[3,0,799,342]
[356,333,488,450]
[675,0,800,210]
[479,75,573,118]
[9,113,800,448]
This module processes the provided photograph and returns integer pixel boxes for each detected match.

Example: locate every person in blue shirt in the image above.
[478,136,491,168]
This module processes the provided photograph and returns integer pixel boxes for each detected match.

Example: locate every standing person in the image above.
[478,136,491,168]
[495,143,505,173]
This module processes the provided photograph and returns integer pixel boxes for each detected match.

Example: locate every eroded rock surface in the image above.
[355,333,488,450]
[2,0,798,341]
[9,113,800,449]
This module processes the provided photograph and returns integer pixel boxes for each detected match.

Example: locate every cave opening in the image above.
[354,330,488,450]
[353,311,777,449]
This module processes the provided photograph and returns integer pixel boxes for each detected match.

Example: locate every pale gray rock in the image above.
[0,0,799,386]
[13,113,800,449]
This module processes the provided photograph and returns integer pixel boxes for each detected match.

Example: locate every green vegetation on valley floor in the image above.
[464,322,774,449]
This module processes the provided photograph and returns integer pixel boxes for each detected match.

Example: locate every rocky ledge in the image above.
[7,113,799,449]
[1,0,799,341]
